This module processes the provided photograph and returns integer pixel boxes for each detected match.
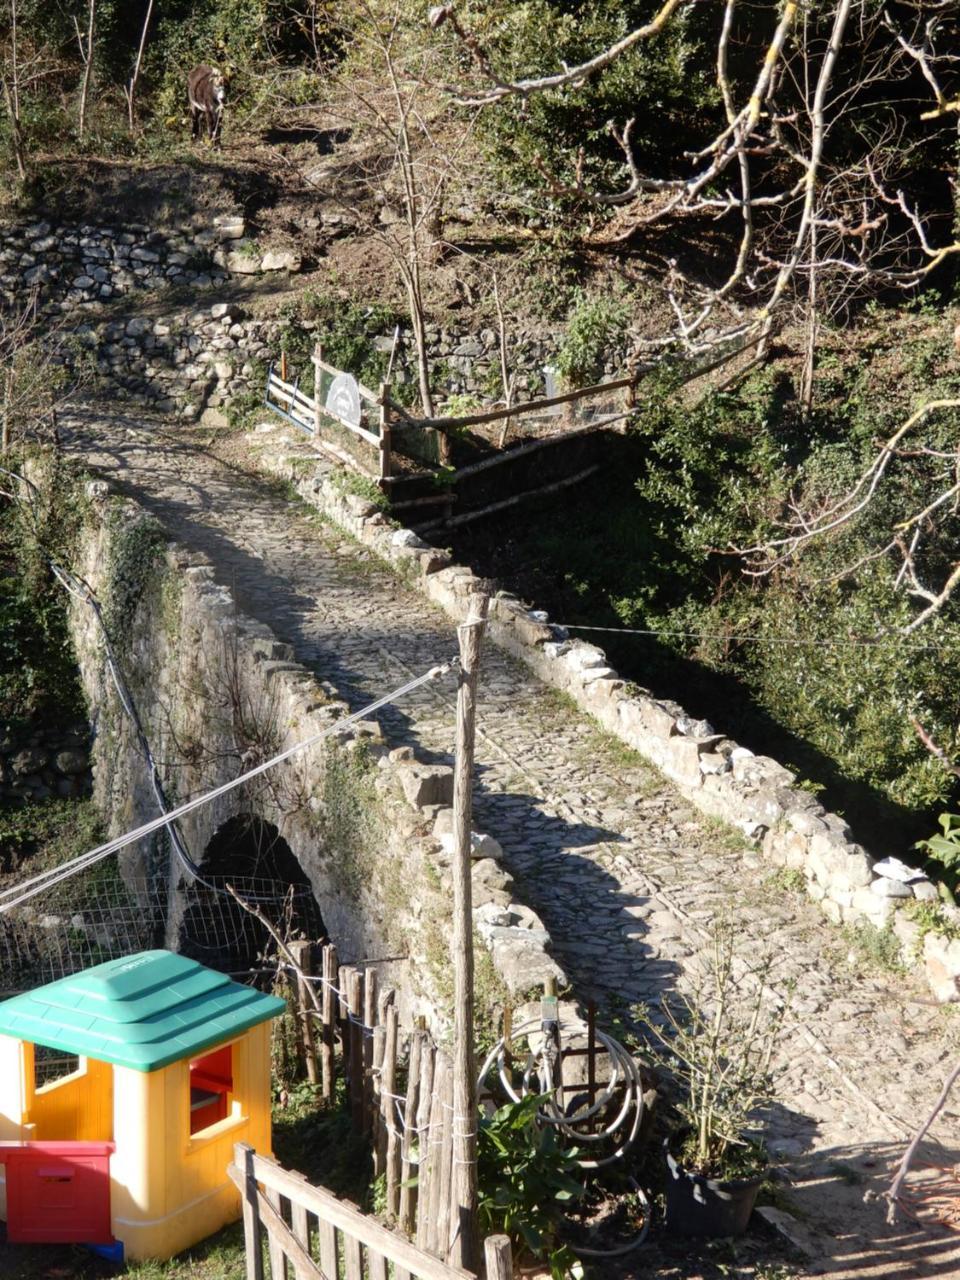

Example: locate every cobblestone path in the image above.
[68,408,960,1278]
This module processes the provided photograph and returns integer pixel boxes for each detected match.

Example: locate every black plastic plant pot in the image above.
[663,1143,763,1237]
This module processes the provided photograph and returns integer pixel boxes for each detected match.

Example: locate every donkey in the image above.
[187,65,226,148]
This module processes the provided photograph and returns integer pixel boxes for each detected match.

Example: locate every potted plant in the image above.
[646,922,788,1237]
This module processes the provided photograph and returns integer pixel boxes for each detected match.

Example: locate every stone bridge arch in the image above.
[172,814,326,975]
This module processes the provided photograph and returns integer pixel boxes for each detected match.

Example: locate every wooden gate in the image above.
[229,1143,512,1280]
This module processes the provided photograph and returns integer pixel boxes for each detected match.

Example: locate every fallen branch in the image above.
[886,1059,960,1224]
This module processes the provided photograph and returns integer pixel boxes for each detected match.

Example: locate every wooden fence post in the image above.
[383,1003,401,1217]
[414,1037,436,1251]
[321,943,338,1103]
[448,594,489,1272]
[399,1028,423,1236]
[289,939,318,1086]
[238,1142,265,1280]
[348,969,365,1132]
[484,1234,513,1280]
[312,342,323,436]
[379,382,393,488]
[363,968,378,1135]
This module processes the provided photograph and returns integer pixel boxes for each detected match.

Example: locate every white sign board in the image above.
[325,373,362,427]
[543,365,562,415]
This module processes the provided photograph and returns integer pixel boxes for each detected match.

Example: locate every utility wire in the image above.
[0,660,454,914]
[557,621,948,652]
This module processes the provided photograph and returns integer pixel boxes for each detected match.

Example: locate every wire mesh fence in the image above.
[0,862,326,996]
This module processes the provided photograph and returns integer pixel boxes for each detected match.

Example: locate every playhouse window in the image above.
[189,1045,233,1135]
[34,1045,83,1091]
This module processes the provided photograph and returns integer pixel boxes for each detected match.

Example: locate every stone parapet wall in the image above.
[0,722,91,804]
[255,423,960,1003]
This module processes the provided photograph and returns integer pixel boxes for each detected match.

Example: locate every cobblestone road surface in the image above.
[67,409,960,1278]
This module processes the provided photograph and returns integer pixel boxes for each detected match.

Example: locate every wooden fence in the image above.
[229,1142,513,1280]
[283,945,624,1267]
[285,944,466,1260]
[263,344,634,522]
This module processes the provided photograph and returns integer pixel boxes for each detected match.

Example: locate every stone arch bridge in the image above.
[16,406,960,1279]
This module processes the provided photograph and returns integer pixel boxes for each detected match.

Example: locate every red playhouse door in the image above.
[0,1141,115,1244]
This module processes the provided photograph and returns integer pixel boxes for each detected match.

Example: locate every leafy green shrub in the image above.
[478,1093,584,1279]
[468,0,719,214]
[916,813,960,903]
[0,460,89,729]
[555,288,630,388]
[277,292,401,399]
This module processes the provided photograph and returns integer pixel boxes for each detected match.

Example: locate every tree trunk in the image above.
[77,0,96,140]
[126,0,154,133]
[3,0,26,178]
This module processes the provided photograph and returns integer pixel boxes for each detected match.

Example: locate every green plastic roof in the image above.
[0,951,286,1072]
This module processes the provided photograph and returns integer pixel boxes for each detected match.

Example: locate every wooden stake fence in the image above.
[285,945,616,1267]
[287,944,466,1262]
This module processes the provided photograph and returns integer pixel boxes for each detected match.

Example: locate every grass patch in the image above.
[765,867,808,896]
[0,797,101,876]
[843,920,905,974]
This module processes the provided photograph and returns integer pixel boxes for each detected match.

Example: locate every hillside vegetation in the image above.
[3,0,960,866]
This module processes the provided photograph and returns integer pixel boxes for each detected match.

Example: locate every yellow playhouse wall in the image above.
[30,1055,113,1142]
[110,1022,274,1261]
[0,1034,29,1139]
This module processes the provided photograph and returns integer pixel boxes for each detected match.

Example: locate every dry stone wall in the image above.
[2,212,628,420]
[0,723,91,804]
[256,424,960,1003]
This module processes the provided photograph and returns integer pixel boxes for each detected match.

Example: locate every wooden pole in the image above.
[379,382,393,489]
[399,1028,423,1235]
[321,943,338,1102]
[483,1234,513,1280]
[238,1143,265,1280]
[363,968,378,1135]
[414,1038,436,1250]
[349,969,365,1132]
[383,1003,401,1217]
[289,939,318,1086]
[448,593,489,1272]
[313,343,322,436]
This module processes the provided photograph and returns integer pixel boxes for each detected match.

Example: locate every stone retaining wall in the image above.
[0,215,306,310]
[66,300,582,423]
[2,212,630,419]
[255,423,960,1003]
[0,722,91,804]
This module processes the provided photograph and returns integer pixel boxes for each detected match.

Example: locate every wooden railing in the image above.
[263,343,636,522]
[229,1142,513,1280]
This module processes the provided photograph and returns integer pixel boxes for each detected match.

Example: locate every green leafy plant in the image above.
[915,812,960,903]
[555,289,630,389]
[477,1093,585,1279]
[328,469,390,512]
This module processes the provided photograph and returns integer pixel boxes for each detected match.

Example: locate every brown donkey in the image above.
[187,65,226,147]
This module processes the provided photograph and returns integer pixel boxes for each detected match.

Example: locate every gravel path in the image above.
[65,408,960,1278]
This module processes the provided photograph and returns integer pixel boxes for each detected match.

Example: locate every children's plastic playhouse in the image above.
[0,949,285,1261]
